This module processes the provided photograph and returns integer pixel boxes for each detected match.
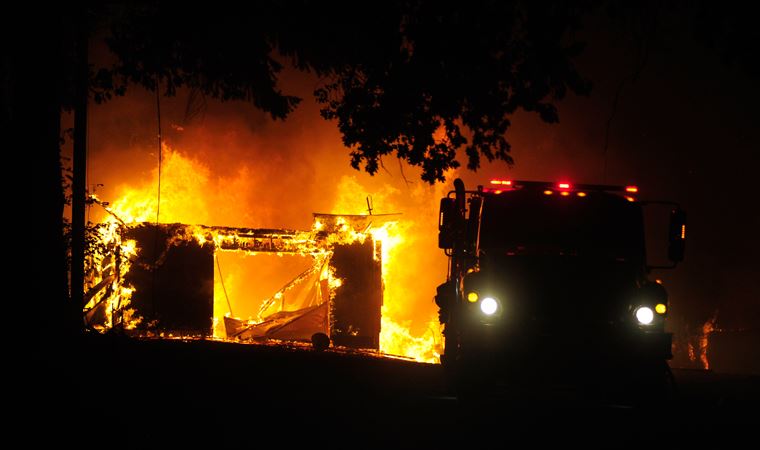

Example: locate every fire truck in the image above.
[435,178,687,402]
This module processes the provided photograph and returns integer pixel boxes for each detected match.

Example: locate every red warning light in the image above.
[490,179,513,186]
[558,183,571,190]
[625,186,639,193]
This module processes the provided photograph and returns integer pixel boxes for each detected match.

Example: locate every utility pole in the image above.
[71,14,88,313]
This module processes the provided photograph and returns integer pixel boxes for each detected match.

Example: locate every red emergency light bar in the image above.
[482,180,640,197]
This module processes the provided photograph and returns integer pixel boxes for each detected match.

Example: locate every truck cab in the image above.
[436,178,687,401]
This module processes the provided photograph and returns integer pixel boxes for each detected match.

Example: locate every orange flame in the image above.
[687,342,696,363]
[329,176,444,363]
[699,312,718,370]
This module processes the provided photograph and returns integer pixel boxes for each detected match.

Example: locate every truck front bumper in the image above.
[458,326,673,366]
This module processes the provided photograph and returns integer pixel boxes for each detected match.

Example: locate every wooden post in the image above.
[71,17,88,311]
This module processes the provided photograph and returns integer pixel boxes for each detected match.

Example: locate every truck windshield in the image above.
[478,190,645,263]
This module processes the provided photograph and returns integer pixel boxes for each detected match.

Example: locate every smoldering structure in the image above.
[83,213,390,350]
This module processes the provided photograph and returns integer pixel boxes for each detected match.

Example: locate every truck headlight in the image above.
[480,297,498,315]
[635,306,654,325]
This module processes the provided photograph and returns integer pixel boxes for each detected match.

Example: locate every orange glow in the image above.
[490,179,512,186]
[625,186,639,193]
[558,183,571,189]
[560,191,570,197]
[625,196,635,202]
[494,190,502,194]
[681,224,686,239]
[543,190,553,195]
[576,192,586,197]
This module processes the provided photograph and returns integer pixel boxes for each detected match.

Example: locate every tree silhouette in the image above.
[97,1,592,182]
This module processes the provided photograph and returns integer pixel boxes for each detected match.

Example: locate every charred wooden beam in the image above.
[135,223,324,254]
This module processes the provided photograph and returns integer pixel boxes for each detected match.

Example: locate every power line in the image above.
[150,75,163,324]
[215,254,234,317]
[155,78,162,224]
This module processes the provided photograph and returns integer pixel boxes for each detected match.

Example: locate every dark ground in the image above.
[25,333,760,447]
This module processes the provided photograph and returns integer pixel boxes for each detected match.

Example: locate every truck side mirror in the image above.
[668,209,687,263]
[466,197,482,254]
[438,198,456,249]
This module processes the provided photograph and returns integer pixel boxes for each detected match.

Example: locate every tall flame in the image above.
[108,144,210,224]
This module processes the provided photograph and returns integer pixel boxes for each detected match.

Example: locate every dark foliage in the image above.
[93,3,300,117]
[97,1,592,182]
[693,0,760,78]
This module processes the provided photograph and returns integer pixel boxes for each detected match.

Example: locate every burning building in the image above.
[72,96,447,363]
[84,212,397,352]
